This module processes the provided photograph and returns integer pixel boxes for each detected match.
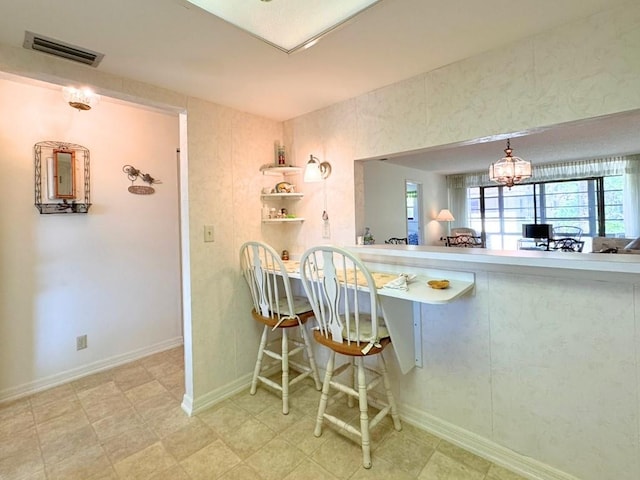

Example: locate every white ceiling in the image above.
[0,0,637,172]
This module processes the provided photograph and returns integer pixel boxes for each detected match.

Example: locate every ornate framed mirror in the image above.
[34,141,91,214]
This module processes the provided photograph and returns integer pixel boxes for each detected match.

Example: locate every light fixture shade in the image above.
[303,155,332,183]
[489,139,531,188]
[63,87,100,111]
[435,209,455,222]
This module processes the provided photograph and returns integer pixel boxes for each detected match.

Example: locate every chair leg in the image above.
[347,357,356,408]
[315,351,335,437]
[299,324,321,390]
[379,353,401,431]
[251,325,269,395]
[357,357,372,469]
[281,329,289,415]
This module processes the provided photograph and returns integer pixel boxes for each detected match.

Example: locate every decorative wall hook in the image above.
[122,164,161,195]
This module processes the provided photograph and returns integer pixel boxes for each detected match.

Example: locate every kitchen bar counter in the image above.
[347,244,640,280]
[340,243,640,480]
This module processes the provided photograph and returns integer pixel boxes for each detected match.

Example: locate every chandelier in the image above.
[489,138,531,189]
[62,87,100,111]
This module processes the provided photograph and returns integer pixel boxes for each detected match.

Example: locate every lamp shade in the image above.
[435,209,455,222]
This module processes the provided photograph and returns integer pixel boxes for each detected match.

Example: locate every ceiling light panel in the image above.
[186,0,381,52]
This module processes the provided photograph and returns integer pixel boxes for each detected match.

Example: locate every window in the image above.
[468,176,624,250]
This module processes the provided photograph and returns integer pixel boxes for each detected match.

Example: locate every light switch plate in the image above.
[204,225,214,242]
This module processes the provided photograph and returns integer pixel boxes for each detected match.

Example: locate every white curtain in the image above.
[447,154,640,236]
[624,158,640,237]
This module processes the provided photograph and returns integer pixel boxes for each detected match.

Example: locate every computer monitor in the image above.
[522,223,552,239]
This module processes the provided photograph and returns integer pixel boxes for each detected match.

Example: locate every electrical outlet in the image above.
[204,225,214,242]
[76,335,87,350]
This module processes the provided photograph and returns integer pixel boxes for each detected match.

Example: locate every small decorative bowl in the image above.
[427,279,450,289]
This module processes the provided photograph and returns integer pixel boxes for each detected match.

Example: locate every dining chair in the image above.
[299,245,402,468]
[239,241,321,414]
[384,237,408,244]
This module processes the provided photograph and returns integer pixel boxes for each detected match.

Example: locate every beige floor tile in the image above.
[217,417,276,459]
[21,470,47,480]
[417,451,485,480]
[32,396,83,424]
[397,422,442,449]
[276,415,336,455]
[91,406,145,441]
[377,429,436,477]
[36,408,89,439]
[180,439,242,480]
[148,464,192,479]
[29,383,75,408]
[0,400,35,441]
[125,379,169,404]
[218,463,265,480]
[282,458,340,480]
[140,350,177,370]
[44,444,113,480]
[198,402,254,436]
[146,404,201,438]
[245,437,306,480]
[255,403,306,433]
[101,423,159,464]
[161,419,218,461]
[77,381,133,422]
[436,441,492,475]
[156,367,185,392]
[230,388,277,416]
[40,423,100,465]
[349,456,417,480]
[112,363,154,392]
[147,359,183,379]
[131,391,177,422]
[113,441,177,480]
[0,348,528,480]
[0,426,44,480]
[486,463,529,480]
[71,370,114,393]
[310,434,363,479]
[287,383,322,414]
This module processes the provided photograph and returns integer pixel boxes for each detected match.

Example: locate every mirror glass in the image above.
[52,149,76,199]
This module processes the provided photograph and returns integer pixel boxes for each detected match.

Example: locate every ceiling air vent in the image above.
[23,31,104,67]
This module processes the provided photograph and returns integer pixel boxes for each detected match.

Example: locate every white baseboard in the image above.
[0,337,184,404]
[182,373,253,416]
[399,403,580,480]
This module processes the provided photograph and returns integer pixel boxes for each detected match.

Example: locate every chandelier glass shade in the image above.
[489,139,531,188]
[62,87,100,111]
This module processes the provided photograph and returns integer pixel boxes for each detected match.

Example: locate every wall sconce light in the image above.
[304,154,332,239]
[303,155,332,183]
[63,86,100,111]
[489,138,532,189]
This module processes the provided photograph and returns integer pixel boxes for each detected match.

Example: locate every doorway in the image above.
[405,181,422,244]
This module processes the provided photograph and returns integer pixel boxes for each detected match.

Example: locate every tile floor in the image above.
[0,346,527,480]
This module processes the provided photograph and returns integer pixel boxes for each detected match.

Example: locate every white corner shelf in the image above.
[262,218,305,223]
[261,193,304,200]
[260,165,302,176]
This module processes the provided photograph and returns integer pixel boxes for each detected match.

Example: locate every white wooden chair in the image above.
[239,241,321,414]
[299,245,402,468]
